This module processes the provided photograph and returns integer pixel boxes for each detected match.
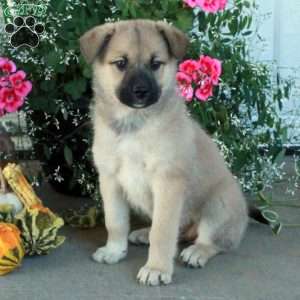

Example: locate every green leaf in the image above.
[175,10,193,32]
[242,30,252,36]
[83,66,92,79]
[45,51,60,68]
[221,38,232,43]
[239,17,248,31]
[228,17,238,35]
[271,222,283,235]
[257,192,272,206]
[244,1,251,9]
[284,82,291,98]
[262,210,280,224]
[128,3,137,18]
[40,80,56,92]
[64,78,87,100]
[28,95,58,114]
[247,15,253,28]
[115,0,125,11]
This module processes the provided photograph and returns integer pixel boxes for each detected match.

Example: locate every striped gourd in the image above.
[15,205,65,256]
[0,223,24,276]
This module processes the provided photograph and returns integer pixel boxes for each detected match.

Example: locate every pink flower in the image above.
[198,55,222,84]
[176,72,194,101]
[219,0,228,10]
[177,55,222,103]
[184,0,228,13]
[179,85,194,101]
[0,57,16,74]
[0,87,24,113]
[195,78,213,101]
[210,58,222,84]
[179,59,199,76]
[176,71,192,85]
[0,58,31,117]
[183,0,198,8]
[9,70,32,97]
[0,76,9,88]
[197,0,220,13]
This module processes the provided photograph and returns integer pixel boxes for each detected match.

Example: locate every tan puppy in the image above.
[80,20,248,286]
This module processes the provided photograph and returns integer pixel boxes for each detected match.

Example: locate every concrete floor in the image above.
[0,160,300,300]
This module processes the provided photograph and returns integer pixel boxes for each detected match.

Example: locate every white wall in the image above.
[256,0,300,145]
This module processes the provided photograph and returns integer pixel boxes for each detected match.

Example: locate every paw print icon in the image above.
[5,16,45,48]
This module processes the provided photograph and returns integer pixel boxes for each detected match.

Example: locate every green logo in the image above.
[1,1,47,19]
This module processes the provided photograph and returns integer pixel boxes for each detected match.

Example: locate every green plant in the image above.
[1,0,116,200]
[1,0,293,229]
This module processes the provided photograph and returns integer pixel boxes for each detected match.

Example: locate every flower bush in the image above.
[0,0,292,222]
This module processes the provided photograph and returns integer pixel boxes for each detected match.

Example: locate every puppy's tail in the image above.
[248,206,269,225]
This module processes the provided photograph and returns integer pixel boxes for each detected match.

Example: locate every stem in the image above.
[18,111,25,161]
[60,121,91,142]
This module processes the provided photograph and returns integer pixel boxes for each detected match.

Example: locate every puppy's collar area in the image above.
[109,112,149,135]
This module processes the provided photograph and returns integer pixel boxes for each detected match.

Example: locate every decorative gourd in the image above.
[0,223,24,276]
[3,163,65,256]
[15,205,65,256]
[0,166,22,222]
[64,205,101,229]
[2,163,42,209]
[0,193,23,214]
[0,204,15,223]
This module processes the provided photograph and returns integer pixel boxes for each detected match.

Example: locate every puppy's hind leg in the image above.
[180,220,221,268]
[181,180,248,268]
[129,227,150,245]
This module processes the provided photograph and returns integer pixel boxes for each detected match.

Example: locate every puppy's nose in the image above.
[133,84,149,100]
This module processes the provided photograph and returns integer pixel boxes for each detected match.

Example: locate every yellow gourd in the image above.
[2,163,42,209]
[0,223,24,275]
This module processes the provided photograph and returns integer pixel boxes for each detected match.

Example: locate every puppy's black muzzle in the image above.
[118,68,160,109]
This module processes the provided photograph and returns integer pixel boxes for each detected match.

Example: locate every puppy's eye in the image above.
[112,58,128,71]
[150,59,164,71]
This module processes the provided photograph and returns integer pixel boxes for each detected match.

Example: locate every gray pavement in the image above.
[0,159,299,300]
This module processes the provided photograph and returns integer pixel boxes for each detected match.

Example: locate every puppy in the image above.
[80,20,248,286]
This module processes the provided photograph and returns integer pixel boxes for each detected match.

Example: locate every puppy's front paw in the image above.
[137,265,172,286]
[92,246,127,264]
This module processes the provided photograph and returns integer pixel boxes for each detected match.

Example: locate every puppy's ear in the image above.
[79,23,115,64]
[156,21,189,60]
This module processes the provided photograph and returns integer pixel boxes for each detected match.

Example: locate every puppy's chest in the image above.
[116,137,153,214]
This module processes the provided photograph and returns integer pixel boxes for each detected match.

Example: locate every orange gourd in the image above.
[0,223,24,275]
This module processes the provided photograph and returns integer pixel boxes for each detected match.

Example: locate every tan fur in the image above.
[80,20,248,286]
